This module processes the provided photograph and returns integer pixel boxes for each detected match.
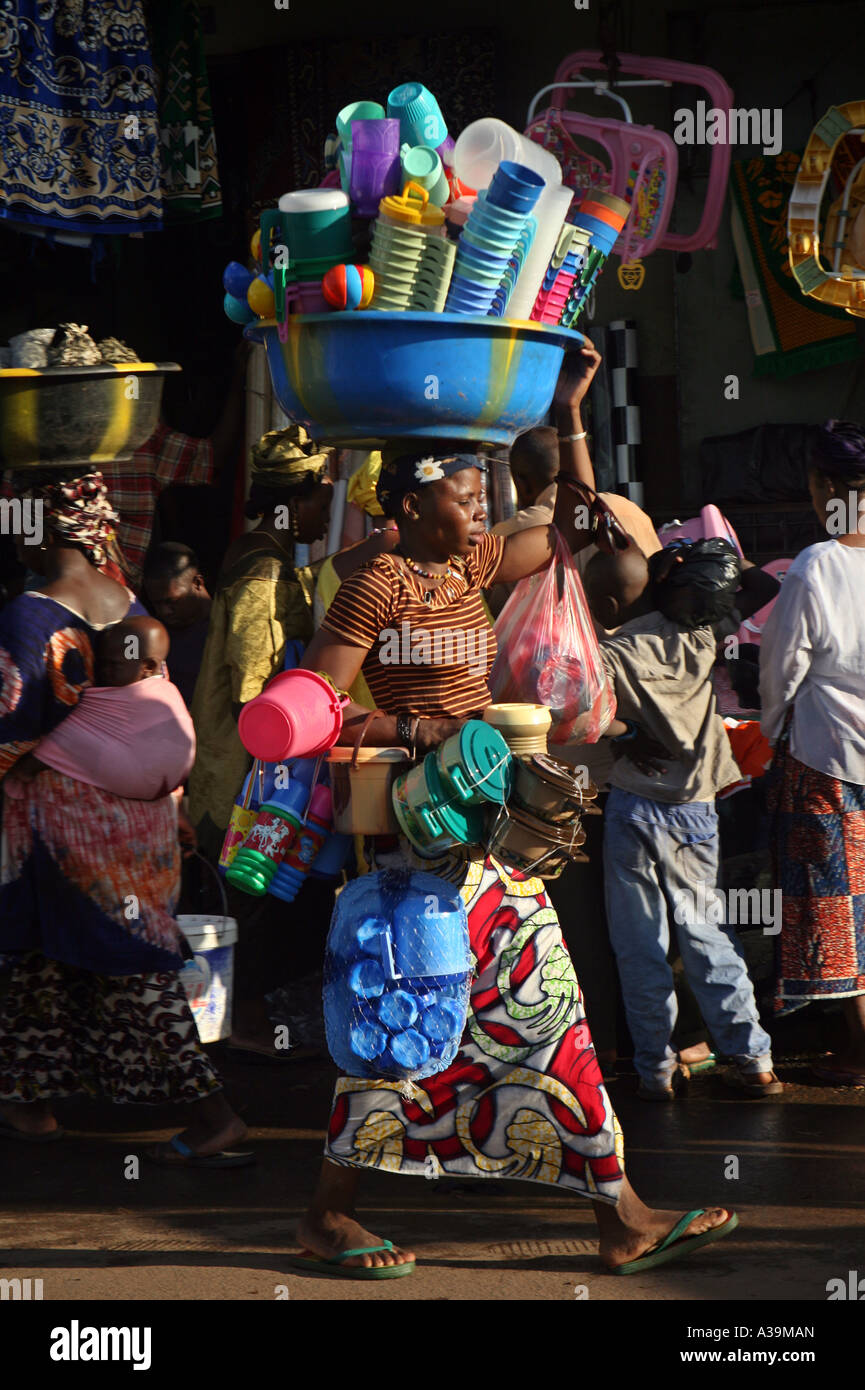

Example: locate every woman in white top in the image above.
[760,421,865,1084]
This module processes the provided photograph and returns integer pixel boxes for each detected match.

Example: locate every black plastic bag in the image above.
[649,538,742,628]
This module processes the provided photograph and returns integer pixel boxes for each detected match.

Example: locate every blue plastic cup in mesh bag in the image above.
[323,869,472,1082]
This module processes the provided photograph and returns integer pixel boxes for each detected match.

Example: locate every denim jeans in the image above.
[603,788,773,1087]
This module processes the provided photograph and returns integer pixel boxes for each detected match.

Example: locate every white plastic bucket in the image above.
[177,912,238,1044]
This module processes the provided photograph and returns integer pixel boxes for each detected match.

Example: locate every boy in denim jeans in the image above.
[583,542,781,1099]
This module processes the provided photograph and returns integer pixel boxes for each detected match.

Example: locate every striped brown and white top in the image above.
[322,531,505,717]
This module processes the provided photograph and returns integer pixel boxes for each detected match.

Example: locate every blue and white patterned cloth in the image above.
[0,0,162,232]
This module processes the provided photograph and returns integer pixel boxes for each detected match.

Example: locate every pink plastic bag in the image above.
[489,532,616,744]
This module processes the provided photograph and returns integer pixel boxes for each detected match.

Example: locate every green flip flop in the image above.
[283,1240,415,1281]
[613,1209,739,1276]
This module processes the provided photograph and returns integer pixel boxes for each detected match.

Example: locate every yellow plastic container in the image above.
[327,746,410,835]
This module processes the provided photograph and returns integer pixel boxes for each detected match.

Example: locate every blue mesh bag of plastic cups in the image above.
[323,869,472,1082]
[387,82,448,150]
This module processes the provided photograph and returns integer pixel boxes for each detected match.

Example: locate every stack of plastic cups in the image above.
[369,182,445,311]
[410,236,456,311]
[269,785,334,903]
[531,225,591,325]
[447,162,543,316]
[226,779,311,897]
[490,215,537,318]
[560,190,631,326]
[452,118,567,322]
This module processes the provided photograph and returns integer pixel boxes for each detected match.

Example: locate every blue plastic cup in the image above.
[387,82,448,150]
[446,293,494,315]
[485,161,544,215]
[377,990,422,1031]
[350,1020,388,1060]
[457,241,510,272]
[449,270,497,297]
[572,212,619,252]
[348,958,386,998]
[419,998,465,1042]
[388,1028,431,1070]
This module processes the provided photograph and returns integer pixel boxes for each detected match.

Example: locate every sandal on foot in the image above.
[283,1240,415,1281]
[0,1118,64,1143]
[144,1134,256,1168]
[637,1065,689,1101]
[724,1066,783,1097]
[613,1209,739,1275]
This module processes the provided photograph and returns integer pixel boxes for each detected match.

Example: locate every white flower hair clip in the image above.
[415,457,445,483]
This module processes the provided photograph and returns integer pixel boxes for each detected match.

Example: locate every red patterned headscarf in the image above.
[21,472,129,584]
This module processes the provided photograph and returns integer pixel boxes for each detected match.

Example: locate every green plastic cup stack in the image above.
[410,236,456,312]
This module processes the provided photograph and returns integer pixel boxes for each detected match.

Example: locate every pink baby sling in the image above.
[37,678,196,800]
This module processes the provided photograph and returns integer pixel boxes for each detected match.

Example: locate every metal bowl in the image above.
[244,311,585,446]
[0,362,181,470]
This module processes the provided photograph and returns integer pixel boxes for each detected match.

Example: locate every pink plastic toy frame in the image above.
[550,51,734,253]
[526,108,678,260]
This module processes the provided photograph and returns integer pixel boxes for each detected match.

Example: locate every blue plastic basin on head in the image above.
[245,312,586,446]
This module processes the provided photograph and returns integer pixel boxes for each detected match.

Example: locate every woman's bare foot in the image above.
[0,1100,61,1136]
[678,1042,712,1066]
[147,1114,249,1163]
[295,1209,415,1271]
[592,1176,733,1271]
[597,1205,731,1271]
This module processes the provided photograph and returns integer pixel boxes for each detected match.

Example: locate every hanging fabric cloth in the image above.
[147,0,222,223]
[0,0,163,233]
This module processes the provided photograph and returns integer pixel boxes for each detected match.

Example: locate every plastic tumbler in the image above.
[349,120,401,217]
[269,785,333,903]
[486,161,544,215]
[387,82,447,150]
[336,100,386,147]
[400,146,450,207]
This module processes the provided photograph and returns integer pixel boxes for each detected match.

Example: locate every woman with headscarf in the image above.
[188,426,335,1056]
[0,472,248,1165]
[760,420,865,1084]
[285,352,740,1280]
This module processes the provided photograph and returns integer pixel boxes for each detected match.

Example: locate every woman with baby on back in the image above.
[0,472,248,1167]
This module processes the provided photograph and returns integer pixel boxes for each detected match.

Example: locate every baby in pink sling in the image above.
[13,617,196,800]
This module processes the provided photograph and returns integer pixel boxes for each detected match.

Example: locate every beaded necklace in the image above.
[396,549,462,605]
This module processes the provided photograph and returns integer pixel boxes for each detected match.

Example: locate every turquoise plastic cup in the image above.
[336,100,386,148]
[387,82,448,149]
[400,145,450,206]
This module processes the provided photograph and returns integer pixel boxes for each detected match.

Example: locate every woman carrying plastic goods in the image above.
[760,421,865,1085]
[286,347,739,1281]
[0,473,248,1167]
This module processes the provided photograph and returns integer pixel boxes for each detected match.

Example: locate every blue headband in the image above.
[376,451,486,512]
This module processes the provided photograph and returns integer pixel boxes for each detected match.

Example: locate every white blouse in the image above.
[760,540,865,784]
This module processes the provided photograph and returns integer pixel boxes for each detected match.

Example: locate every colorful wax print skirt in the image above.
[0,951,220,1104]
[1,770,186,976]
[326,853,625,1204]
[769,746,865,1013]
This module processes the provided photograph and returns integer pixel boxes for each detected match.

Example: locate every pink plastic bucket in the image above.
[238,670,345,761]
